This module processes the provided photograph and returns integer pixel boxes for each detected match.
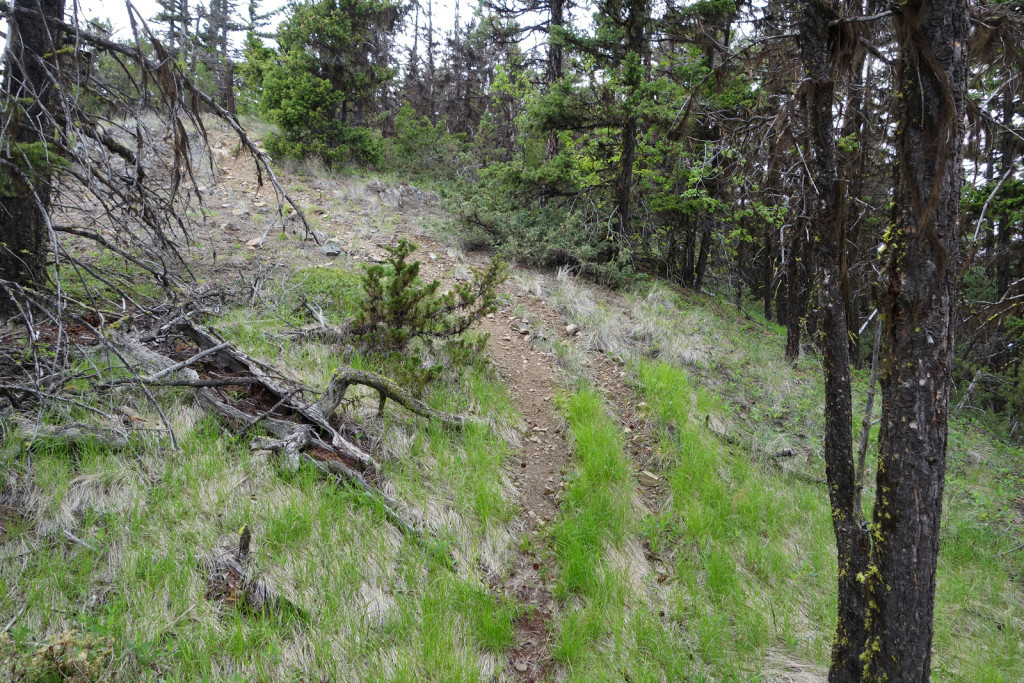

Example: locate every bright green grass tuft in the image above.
[550,386,695,680]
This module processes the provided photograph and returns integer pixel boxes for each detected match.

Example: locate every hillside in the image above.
[1,119,1021,681]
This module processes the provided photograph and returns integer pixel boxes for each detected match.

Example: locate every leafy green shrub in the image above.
[352,238,508,389]
[259,59,382,166]
[379,104,470,177]
[355,238,506,350]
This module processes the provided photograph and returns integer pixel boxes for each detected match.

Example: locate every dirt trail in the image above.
[477,308,571,680]
[198,131,650,679]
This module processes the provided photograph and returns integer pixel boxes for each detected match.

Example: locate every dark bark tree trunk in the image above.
[694,218,712,292]
[864,0,969,677]
[785,222,807,360]
[1,0,66,316]
[994,90,1015,299]
[798,2,870,679]
[613,0,646,241]
[776,251,788,326]
[682,222,696,288]
[763,228,773,320]
[545,0,564,163]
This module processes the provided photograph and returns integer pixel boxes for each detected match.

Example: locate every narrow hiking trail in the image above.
[198,126,662,679]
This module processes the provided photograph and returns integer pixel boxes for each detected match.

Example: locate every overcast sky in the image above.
[76,0,461,49]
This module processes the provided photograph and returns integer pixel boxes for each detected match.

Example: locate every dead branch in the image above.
[107,328,424,536]
[164,321,378,471]
[312,367,474,428]
[202,528,308,619]
[6,415,131,451]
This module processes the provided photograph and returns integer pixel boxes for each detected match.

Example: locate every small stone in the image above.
[245,236,263,248]
[527,510,537,519]
[503,335,512,341]
[529,436,540,443]
[429,252,437,260]
[638,401,647,408]
[487,313,495,318]
[544,485,556,495]
[514,662,528,673]
[565,324,579,336]
[319,241,344,256]
[454,267,471,281]
[638,470,661,487]
[517,323,530,334]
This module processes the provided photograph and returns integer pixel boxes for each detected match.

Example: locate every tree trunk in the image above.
[693,218,712,292]
[785,223,806,360]
[1,0,66,316]
[864,0,969,678]
[545,0,564,163]
[682,223,696,287]
[763,226,774,319]
[798,2,870,679]
[613,0,647,242]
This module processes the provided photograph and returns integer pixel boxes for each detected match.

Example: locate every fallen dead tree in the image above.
[104,318,477,538]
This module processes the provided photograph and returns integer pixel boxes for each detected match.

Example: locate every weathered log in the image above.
[312,366,472,429]
[7,416,131,450]
[166,322,378,471]
[109,331,421,536]
[202,529,307,619]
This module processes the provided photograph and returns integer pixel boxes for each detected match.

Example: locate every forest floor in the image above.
[1,118,1023,681]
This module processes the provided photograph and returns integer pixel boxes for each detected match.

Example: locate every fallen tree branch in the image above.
[163,321,378,471]
[147,342,231,381]
[6,416,131,450]
[251,433,420,537]
[108,329,423,536]
[312,367,474,429]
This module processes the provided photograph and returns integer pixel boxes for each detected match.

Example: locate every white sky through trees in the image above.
[75,0,461,50]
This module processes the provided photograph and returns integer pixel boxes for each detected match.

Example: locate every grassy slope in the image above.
[1,240,1022,680]
[1,263,523,680]
[546,273,1024,680]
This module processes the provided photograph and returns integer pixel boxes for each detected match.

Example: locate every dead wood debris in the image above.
[202,525,307,619]
[105,318,476,537]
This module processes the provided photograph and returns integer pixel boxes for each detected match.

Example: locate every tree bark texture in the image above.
[0,0,65,314]
[798,3,870,680]
[545,0,564,163]
[613,0,647,241]
[785,224,808,360]
[864,0,968,678]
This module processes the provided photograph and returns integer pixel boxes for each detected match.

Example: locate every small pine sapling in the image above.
[352,238,508,390]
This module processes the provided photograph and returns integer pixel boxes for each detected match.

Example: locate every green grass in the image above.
[635,360,835,678]
[549,387,695,680]
[0,253,525,679]
[627,321,1024,680]
[5,234,1024,680]
[542,272,1023,679]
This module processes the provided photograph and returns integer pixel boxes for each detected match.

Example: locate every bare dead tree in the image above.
[0,0,311,415]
